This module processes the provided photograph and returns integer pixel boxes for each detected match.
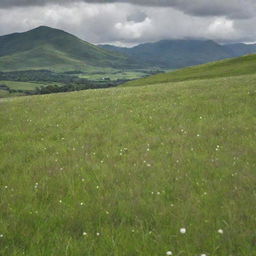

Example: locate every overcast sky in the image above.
[0,0,256,46]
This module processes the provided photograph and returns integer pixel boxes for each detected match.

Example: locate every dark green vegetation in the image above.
[122,54,256,87]
[101,39,256,69]
[0,54,256,255]
[0,26,139,72]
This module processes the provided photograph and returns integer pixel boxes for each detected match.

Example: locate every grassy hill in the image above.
[122,54,256,87]
[0,26,137,72]
[0,61,256,254]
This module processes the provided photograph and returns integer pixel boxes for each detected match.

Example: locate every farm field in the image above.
[0,80,50,91]
[0,68,255,255]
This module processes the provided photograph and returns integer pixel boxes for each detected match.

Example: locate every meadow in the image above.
[0,81,49,91]
[0,70,256,255]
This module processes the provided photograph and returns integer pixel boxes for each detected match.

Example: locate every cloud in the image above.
[0,1,255,46]
[1,0,256,19]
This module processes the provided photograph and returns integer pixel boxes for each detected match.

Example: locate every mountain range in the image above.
[101,40,256,69]
[0,26,256,72]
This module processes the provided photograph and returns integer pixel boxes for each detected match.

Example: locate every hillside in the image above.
[223,43,256,57]
[1,69,256,255]
[101,39,231,69]
[122,54,256,87]
[0,26,138,72]
[101,40,256,69]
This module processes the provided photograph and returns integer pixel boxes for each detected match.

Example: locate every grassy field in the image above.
[0,70,255,255]
[0,81,50,91]
[122,54,256,87]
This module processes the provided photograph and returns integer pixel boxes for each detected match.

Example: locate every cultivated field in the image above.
[0,70,255,255]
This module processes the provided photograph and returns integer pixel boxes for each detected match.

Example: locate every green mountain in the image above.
[122,54,256,87]
[101,40,256,69]
[0,26,137,72]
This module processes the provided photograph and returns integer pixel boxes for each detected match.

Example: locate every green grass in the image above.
[122,54,256,87]
[0,80,50,91]
[0,72,255,255]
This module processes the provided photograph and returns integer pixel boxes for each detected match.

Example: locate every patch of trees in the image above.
[0,70,89,84]
[34,80,126,95]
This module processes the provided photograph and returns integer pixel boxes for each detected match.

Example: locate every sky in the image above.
[0,0,256,46]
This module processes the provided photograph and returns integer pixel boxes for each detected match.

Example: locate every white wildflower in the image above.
[180,228,186,234]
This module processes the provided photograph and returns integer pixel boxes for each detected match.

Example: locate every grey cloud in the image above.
[0,1,256,46]
[127,11,147,22]
[0,0,255,19]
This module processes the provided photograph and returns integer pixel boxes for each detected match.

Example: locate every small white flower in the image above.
[157,192,161,195]
[180,228,186,234]
[96,232,100,236]
[83,232,88,236]
[218,229,224,234]
[166,251,173,255]
[96,186,99,189]
[0,234,3,238]
[80,202,84,206]
[201,254,207,256]
[59,200,62,203]
[4,186,8,189]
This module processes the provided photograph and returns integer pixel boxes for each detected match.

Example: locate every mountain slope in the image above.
[101,39,233,69]
[101,40,256,69]
[0,26,137,72]
[223,43,256,57]
[122,54,256,87]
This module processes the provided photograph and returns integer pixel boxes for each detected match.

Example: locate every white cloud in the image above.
[115,17,152,39]
[207,18,236,39]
